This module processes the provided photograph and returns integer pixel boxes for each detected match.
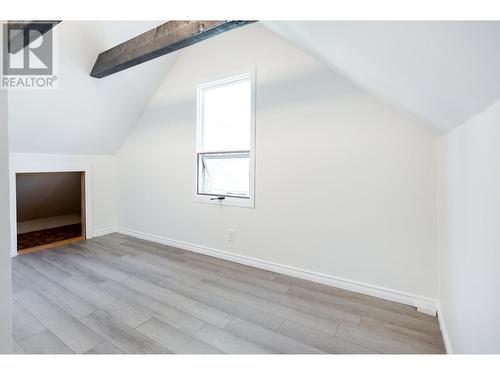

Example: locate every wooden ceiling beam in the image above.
[90,20,256,79]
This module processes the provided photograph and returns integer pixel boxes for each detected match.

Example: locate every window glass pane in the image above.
[198,152,250,198]
[201,78,251,152]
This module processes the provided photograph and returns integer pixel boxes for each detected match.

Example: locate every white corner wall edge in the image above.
[94,226,438,317]
[436,301,453,354]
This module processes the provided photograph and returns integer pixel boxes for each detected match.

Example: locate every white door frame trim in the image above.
[9,160,93,257]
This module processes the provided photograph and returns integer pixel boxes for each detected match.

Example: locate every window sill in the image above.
[193,195,255,208]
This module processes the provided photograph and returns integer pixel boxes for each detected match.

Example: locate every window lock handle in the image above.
[210,196,226,201]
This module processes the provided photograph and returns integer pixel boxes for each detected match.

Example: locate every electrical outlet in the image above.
[227,229,235,242]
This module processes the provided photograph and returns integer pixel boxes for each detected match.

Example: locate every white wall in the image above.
[10,153,117,242]
[437,99,500,353]
[117,24,439,303]
[8,21,176,155]
[0,88,12,352]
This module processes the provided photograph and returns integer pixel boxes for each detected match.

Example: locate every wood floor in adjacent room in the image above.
[11,233,446,354]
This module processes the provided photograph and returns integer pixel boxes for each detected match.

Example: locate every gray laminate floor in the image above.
[11,233,446,354]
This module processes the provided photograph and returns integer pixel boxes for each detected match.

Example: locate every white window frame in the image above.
[194,70,256,208]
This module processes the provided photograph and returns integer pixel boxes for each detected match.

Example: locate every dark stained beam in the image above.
[90,20,256,78]
[7,21,61,54]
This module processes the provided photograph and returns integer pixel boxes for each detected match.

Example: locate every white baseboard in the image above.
[93,227,119,238]
[437,301,453,354]
[112,226,437,316]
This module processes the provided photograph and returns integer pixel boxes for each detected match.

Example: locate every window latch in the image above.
[210,196,225,201]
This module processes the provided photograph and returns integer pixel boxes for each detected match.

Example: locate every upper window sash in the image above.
[197,73,253,153]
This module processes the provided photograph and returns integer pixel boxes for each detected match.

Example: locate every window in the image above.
[195,72,255,207]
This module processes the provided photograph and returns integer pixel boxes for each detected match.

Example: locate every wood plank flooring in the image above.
[11,233,446,354]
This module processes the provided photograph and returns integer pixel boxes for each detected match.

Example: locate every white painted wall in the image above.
[0,89,12,352]
[8,21,177,155]
[117,24,439,302]
[10,153,117,241]
[436,99,500,353]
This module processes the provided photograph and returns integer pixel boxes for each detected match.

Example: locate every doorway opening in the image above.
[16,171,86,254]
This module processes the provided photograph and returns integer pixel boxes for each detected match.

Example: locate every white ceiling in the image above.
[264,21,500,132]
[9,21,500,155]
[9,21,177,154]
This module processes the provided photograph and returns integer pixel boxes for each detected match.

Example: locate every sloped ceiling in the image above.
[264,21,500,132]
[9,21,177,154]
[10,21,500,154]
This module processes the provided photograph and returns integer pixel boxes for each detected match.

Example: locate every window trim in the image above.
[194,70,256,208]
